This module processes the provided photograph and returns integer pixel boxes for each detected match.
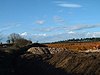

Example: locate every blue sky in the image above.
[0,0,100,42]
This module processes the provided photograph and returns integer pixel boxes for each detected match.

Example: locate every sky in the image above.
[0,0,100,43]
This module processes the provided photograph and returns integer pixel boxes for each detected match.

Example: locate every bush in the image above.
[14,38,32,47]
[7,33,32,47]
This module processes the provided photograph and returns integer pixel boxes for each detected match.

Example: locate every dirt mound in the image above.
[48,51,100,75]
[27,47,64,54]
[0,45,100,75]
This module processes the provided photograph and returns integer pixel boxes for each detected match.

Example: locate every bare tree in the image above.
[8,33,22,43]
[7,33,32,47]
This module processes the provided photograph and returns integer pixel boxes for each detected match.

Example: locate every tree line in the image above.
[51,37,100,44]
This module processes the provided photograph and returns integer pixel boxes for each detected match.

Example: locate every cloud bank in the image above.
[33,24,100,32]
[18,31,100,43]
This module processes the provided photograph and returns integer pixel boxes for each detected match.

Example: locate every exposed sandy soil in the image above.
[45,42,100,51]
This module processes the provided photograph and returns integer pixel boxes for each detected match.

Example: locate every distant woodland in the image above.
[51,37,100,43]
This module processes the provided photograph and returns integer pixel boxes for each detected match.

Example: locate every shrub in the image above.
[14,38,32,47]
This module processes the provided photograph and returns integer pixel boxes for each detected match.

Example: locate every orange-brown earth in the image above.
[45,42,100,51]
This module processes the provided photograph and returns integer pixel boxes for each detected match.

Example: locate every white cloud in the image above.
[19,32,47,38]
[20,32,28,36]
[35,20,45,25]
[33,34,47,37]
[67,31,75,34]
[54,1,82,8]
[58,3,82,8]
[19,32,47,42]
[86,32,100,37]
[32,33,47,42]
[19,32,47,37]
